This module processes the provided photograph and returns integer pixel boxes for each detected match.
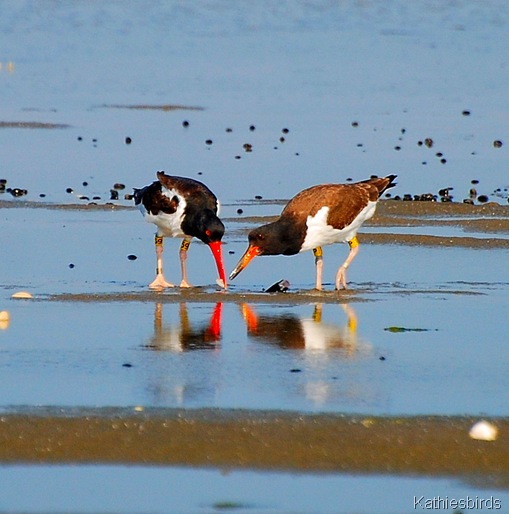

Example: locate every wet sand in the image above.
[0,408,507,486]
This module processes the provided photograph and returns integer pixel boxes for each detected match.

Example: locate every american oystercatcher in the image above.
[134,171,227,289]
[229,175,397,290]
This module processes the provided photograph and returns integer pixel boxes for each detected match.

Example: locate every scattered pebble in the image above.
[477,195,489,203]
[205,139,213,145]
[69,263,75,268]
[462,110,471,116]
[351,121,359,127]
[424,138,434,148]
[290,368,302,373]
[254,195,263,200]
[11,291,33,299]
[127,254,137,261]
[282,128,289,134]
[122,363,133,368]
[125,136,132,144]
[493,140,503,148]
[8,188,28,197]
[66,187,73,194]
[182,120,189,127]
[249,125,256,131]
[113,183,125,190]
[469,420,498,441]
[237,208,243,214]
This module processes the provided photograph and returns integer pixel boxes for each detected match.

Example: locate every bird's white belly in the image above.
[300,202,377,252]
[142,190,188,238]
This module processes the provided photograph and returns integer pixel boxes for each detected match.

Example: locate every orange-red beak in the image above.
[229,244,260,280]
[208,241,227,289]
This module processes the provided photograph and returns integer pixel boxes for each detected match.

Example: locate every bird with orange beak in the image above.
[229,175,396,290]
[135,171,226,289]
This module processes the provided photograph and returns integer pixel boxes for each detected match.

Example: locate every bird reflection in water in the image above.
[242,303,371,406]
[241,303,361,355]
[145,302,222,352]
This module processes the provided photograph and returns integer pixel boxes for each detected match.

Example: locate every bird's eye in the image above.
[206,229,212,237]
[257,233,264,240]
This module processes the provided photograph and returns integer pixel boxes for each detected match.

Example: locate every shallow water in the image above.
[1,1,509,512]
[1,464,508,514]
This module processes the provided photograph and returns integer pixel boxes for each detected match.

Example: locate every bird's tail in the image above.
[362,174,397,195]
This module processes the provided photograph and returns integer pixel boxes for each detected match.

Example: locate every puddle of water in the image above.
[1,289,508,415]
[0,464,508,514]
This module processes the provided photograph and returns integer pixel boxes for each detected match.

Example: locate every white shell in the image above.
[11,291,33,299]
[469,420,498,441]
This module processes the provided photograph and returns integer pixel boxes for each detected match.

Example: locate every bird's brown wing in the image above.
[282,183,373,229]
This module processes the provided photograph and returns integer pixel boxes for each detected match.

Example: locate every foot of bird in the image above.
[179,280,192,288]
[335,266,348,290]
[149,274,175,289]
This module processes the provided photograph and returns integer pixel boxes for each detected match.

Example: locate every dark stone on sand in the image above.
[254,195,263,200]
[478,195,489,203]
[127,254,137,261]
[182,120,189,127]
[66,188,73,194]
[249,125,256,131]
[462,110,471,116]
[237,208,243,214]
[9,188,27,197]
[68,263,75,269]
[424,138,433,148]
[290,368,302,373]
[125,137,132,144]
[205,139,213,145]
[113,183,125,190]
[122,363,133,368]
[282,128,289,134]
[82,181,88,187]
[493,140,503,148]
[351,121,359,127]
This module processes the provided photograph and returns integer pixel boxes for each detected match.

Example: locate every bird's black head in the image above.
[248,220,301,256]
[184,208,225,244]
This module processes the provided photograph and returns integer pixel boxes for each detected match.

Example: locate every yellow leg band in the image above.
[155,235,163,246]
[180,240,191,252]
[313,247,323,258]
[348,236,359,249]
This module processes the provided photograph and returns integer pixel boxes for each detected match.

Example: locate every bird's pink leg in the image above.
[179,239,192,288]
[313,247,324,291]
[149,234,175,289]
[335,236,360,290]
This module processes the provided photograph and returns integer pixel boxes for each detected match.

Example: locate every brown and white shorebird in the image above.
[229,175,397,290]
[134,171,227,289]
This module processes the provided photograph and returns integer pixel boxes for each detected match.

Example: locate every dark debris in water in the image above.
[384,326,438,333]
